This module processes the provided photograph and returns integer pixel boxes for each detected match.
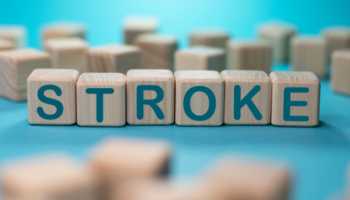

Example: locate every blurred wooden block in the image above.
[27,69,79,125]
[291,36,327,78]
[323,27,350,64]
[175,70,223,126]
[127,69,174,125]
[0,26,26,48]
[189,29,229,49]
[0,39,15,51]
[227,40,273,73]
[77,73,126,126]
[1,155,98,200]
[45,38,89,73]
[331,50,350,95]
[175,47,226,71]
[123,17,158,45]
[42,23,86,45]
[0,49,51,101]
[270,71,320,126]
[221,70,271,125]
[136,34,178,69]
[258,22,296,64]
[88,44,141,73]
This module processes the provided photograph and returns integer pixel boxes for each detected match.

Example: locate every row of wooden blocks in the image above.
[0,137,293,200]
[26,68,320,126]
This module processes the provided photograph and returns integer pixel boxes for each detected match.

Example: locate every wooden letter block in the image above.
[88,44,141,73]
[123,17,158,45]
[331,50,350,95]
[127,69,174,125]
[189,29,229,49]
[0,26,26,48]
[0,49,51,101]
[45,38,89,73]
[136,34,178,69]
[221,70,271,125]
[258,22,297,64]
[1,155,98,200]
[42,23,86,45]
[291,36,327,78]
[175,47,226,71]
[323,27,350,63]
[227,40,273,73]
[175,70,223,126]
[0,39,15,51]
[270,71,320,126]
[77,73,126,126]
[27,69,79,125]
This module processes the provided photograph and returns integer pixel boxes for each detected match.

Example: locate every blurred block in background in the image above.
[322,27,350,64]
[331,50,350,95]
[123,16,158,45]
[189,29,230,50]
[0,26,26,48]
[41,23,86,46]
[0,39,15,51]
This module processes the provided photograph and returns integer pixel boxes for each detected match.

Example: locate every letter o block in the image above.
[270,71,320,126]
[127,69,174,125]
[175,70,223,126]
[77,73,126,126]
[27,69,79,125]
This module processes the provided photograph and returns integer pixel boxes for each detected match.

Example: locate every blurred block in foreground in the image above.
[189,29,229,50]
[123,17,158,45]
[0,25,26,48]
[331,50,350,95]
[42,23,86,45]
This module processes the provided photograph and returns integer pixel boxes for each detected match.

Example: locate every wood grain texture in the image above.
[0,49,51,101]
[221,70,271,125]
[175,70,223,126]
[0,26,26,48]
[270,71,320,126]
[77,73,126,126]
[27,69,79,125]
[127,69,174,125]
[0,39,15,51]
[123,17,158,45]
[189,29,229,49]
[322,27,350,64]
[227,40,273,73]
[175,47,226,71]
[45,38,89,73]
[331,50,350,95]
[136,34,178,70]
[41,23,86,46]
[88,44,141,74]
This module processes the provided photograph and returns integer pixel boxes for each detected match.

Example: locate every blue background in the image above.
[1,0,350,200]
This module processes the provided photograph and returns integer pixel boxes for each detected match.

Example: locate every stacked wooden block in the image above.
[0,25,26,48]
[331,50,350,95]
[41,23,86,45]
[123,17,158,45]
[322,27,350,63]
[189,29,229,49]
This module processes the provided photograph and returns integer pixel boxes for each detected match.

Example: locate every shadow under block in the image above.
[331,50,350,95]
[0,155,98,200]
[136,34,178,69]
[41,23,86,45]
[0,39,15,51]
[88,44,141,73]
[270,71,320,126]
[77,73,126,126]
[45,38,89,73]
[189,30,229,49]
[227,40,273,73]
[0,26,26,48]
[322,27,350,63]
[175,47,226,71]
[258,22,296,64]
[291,36,327,78]
[221,70,271,125]
[27,69,79,125]
[0,49,51,101]
[175,70,223,126]
[123,16,158,45]
[127,69,174,125]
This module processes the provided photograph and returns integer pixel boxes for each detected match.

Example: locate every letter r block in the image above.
[221,70,271,125]
[127,69,174,125]
[270,71,320,126]
[27,69,79,125]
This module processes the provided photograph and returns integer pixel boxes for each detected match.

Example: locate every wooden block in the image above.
[77,73,126,126]
[135,34,178,69]
[189,29,229,49]
[221,70,271,125]
[291,36,327,78]
[258,22,297,64]
[175,70,223,126]
[270,71,320,126]
[0,25,26,48]
[27,69,79,125]
[0,155,98,200]
[0,49,51,101]
[331,50,350,95]
[42,23,86,45]
[45,38,89,73]
[123,17,158,45]
[88,44,141,73]
[227,40,273,73]
[127,69,174,125]
[0,39,15,51]
[323,27,350,64]
[175,47,226,71]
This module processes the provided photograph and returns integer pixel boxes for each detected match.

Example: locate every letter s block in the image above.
[270,71,320,126]
[27,69,79,125]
